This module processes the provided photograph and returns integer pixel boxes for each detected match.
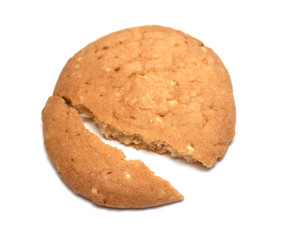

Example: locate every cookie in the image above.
[42,96,183,208]
[42,25,235,208]
[53,25,235,168]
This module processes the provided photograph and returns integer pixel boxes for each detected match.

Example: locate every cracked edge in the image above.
[66,96,200,166]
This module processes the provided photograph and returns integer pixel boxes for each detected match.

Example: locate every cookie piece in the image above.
[42,96,183,208]
[53,25,236,168]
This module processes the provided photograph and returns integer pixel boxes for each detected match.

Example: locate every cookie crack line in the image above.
[42,96,183,208]
[61,92,227,168]
[61,95,201,165]
[62,95,201,178]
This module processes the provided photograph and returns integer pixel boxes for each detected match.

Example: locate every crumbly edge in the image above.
[75,103,198,165]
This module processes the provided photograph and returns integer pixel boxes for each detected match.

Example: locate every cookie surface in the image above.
[53,25,236,168]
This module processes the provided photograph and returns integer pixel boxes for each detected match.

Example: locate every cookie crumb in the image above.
[168,100,178,107]
[186,145,194,152]
[124,172,131,179]
[91,188,98,194]
[156,117,163,123]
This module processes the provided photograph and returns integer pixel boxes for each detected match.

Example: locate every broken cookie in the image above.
[42,25,236,208]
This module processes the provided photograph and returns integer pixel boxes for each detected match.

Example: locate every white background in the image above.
[1,0,285,239]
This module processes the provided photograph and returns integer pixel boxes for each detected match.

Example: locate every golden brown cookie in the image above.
[42,96,183,208]
[42,25,235,208]
[53,25,236,168]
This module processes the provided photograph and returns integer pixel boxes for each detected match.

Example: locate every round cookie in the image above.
[53,25,236,168]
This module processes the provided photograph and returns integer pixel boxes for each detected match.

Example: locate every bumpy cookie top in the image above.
[54,25,236,167]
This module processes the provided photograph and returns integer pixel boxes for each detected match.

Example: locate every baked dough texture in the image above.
[42,25,235,208]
